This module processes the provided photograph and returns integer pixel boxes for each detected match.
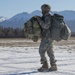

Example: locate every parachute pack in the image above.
[51,14,71,41]
[24,17,41,42]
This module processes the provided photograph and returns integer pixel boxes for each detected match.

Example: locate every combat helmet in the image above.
[41,4,51,12]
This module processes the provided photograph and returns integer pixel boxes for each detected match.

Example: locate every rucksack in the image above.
[24,17,41,42]
[51,14,71,42]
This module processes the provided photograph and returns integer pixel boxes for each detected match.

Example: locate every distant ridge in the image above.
[0,10,75,32]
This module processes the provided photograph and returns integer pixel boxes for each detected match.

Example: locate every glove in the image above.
[33,16,41,26]
[34,16,39,19]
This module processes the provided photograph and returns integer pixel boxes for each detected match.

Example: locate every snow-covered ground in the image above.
[0,39,75,75]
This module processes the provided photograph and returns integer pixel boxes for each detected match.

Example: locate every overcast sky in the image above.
[0,0,75,18]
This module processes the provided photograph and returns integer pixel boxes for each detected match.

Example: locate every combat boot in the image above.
[38,61,48,72]
[49,63,57,71]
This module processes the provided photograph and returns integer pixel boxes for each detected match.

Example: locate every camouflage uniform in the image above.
[37,13,56,65]
[36,4,57,72]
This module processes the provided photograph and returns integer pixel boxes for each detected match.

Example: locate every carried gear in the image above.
[41,4,51,12]
[38,61,48,72]
[24,13,71,42]
[51,14,71,42]
[24,16,41,42]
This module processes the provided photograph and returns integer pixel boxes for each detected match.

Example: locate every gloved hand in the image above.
[33,16,42,26]
[34,16,39,19]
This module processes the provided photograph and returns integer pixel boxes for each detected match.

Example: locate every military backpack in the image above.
[51,14,71,41]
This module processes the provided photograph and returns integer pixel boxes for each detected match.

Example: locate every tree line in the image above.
[0,26,75,38]
[0,26,25,38]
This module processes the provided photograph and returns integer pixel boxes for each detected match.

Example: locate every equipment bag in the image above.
[24,17,41,42]
[51,14,71,42]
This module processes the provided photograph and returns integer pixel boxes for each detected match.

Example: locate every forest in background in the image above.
[0,26,75,38]
[0,26,25,38]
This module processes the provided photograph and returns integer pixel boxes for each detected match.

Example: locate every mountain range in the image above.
[0,10,75,32]
[0,16,8,22]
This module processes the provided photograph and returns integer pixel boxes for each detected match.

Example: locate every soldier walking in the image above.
[35,4,57,72]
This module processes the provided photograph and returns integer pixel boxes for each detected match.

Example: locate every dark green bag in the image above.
[51,14,71,41]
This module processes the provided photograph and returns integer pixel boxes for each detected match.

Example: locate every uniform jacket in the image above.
[37,13,52,38]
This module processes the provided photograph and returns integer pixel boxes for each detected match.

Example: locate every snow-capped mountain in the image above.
[0,12,30,28]
[0,16,8,22]
[0,11,41,28]
[0,10,75,32]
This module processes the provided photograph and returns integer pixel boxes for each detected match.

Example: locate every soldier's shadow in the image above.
[20,71,38,75]
[10,71,38,75]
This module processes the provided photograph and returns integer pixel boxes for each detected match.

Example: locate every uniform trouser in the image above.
[39,38,56,65]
